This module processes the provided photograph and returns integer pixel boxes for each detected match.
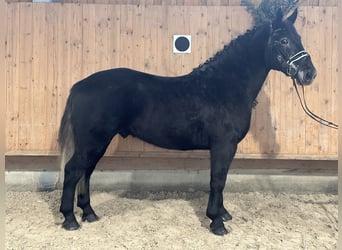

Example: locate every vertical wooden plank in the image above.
[156,4,170,75]
[57,3,73,121]
[268,71,282,155]
[18,3,33,152]
[45,3,59,153]
[143,5,158,75]
[317,6,332,155]
[179,5,192,74]
[32,3,47,152]
[322,6,338,156]
[108,4,121,68]
[1,0,8,157]
[189,5,207,68]
[329,5,338,155]
[206,5,220,62]
[31,3,59,153]
[57,4,83,158]
[253,78,273,155]
[283,73,296,155]
[6,3,20,153]
[69,4,83,84]
[0,1,7,244]
[119,4,133,69]
[303,7,321,155]
[82,4,96,76]
[143,4,154,73]
[168,5,188,76]
[131,4,145,72]
[338,0,342,164]
[94,4,110,72]
[56,3,70,147]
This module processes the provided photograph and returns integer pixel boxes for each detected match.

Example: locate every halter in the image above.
[286,50,309,77]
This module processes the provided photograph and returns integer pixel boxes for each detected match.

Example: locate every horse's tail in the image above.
[58,94,75,187]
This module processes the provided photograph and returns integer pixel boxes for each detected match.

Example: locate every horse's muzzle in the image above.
[286,50,317,85]
[296,67,317,85]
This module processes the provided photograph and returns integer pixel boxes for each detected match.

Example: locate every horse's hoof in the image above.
[211,225,229,236]
[210,221,229,236]
[221,211,232,222]
[62,220,80,231]
[82,213,100,223]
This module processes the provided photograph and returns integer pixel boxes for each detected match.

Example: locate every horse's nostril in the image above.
[305,72,312,81]
[305,70,316,82]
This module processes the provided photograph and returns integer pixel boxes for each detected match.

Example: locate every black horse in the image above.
[59,9,316,235]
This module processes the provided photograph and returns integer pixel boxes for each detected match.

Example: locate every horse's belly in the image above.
[128,120,210,151]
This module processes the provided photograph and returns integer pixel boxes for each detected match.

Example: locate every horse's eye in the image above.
[280,38,289,45]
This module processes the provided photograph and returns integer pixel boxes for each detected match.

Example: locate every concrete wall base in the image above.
[5,169,337,193]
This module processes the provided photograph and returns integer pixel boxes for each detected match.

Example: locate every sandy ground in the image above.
[6,190,337,250]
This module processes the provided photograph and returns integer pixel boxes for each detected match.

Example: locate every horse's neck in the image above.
[223,26,271,103]
[194,25,271,107]
[235,58,270,105]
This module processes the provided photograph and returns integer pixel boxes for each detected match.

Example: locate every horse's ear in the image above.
[287,8,298,24]
[272,9,283,29]
[275,8,283,23]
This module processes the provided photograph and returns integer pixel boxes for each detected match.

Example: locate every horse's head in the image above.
[265,8,316,85]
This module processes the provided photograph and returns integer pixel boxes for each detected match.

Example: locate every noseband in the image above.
[286,50,309,77]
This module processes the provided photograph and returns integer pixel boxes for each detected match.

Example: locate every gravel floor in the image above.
[6,190,337,249]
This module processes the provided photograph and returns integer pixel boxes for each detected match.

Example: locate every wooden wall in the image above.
[4,1,338,161]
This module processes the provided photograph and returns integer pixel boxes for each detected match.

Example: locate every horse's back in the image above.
[71,68,153,92]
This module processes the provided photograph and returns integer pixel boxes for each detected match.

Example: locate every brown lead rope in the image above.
[292,78,338,129]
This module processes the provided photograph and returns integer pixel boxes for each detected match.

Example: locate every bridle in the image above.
[270,31,338,129]
[292,78,338,129]
[268,27,310,78]
[287,50,338,129]
[285,50,309,77]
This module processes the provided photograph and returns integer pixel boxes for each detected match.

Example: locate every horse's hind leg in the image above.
[77,168,99,223]
[60,153,86,230]
[60,133,113,230]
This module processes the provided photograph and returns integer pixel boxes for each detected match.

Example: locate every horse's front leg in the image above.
[207,141,237,235]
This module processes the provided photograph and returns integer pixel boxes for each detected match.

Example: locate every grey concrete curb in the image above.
[5,169,337,193]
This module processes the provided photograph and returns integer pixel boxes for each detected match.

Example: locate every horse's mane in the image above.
[192,23,269,75]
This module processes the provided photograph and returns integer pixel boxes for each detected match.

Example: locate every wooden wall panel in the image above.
[4,3,338,161]
[1,0,8,173]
